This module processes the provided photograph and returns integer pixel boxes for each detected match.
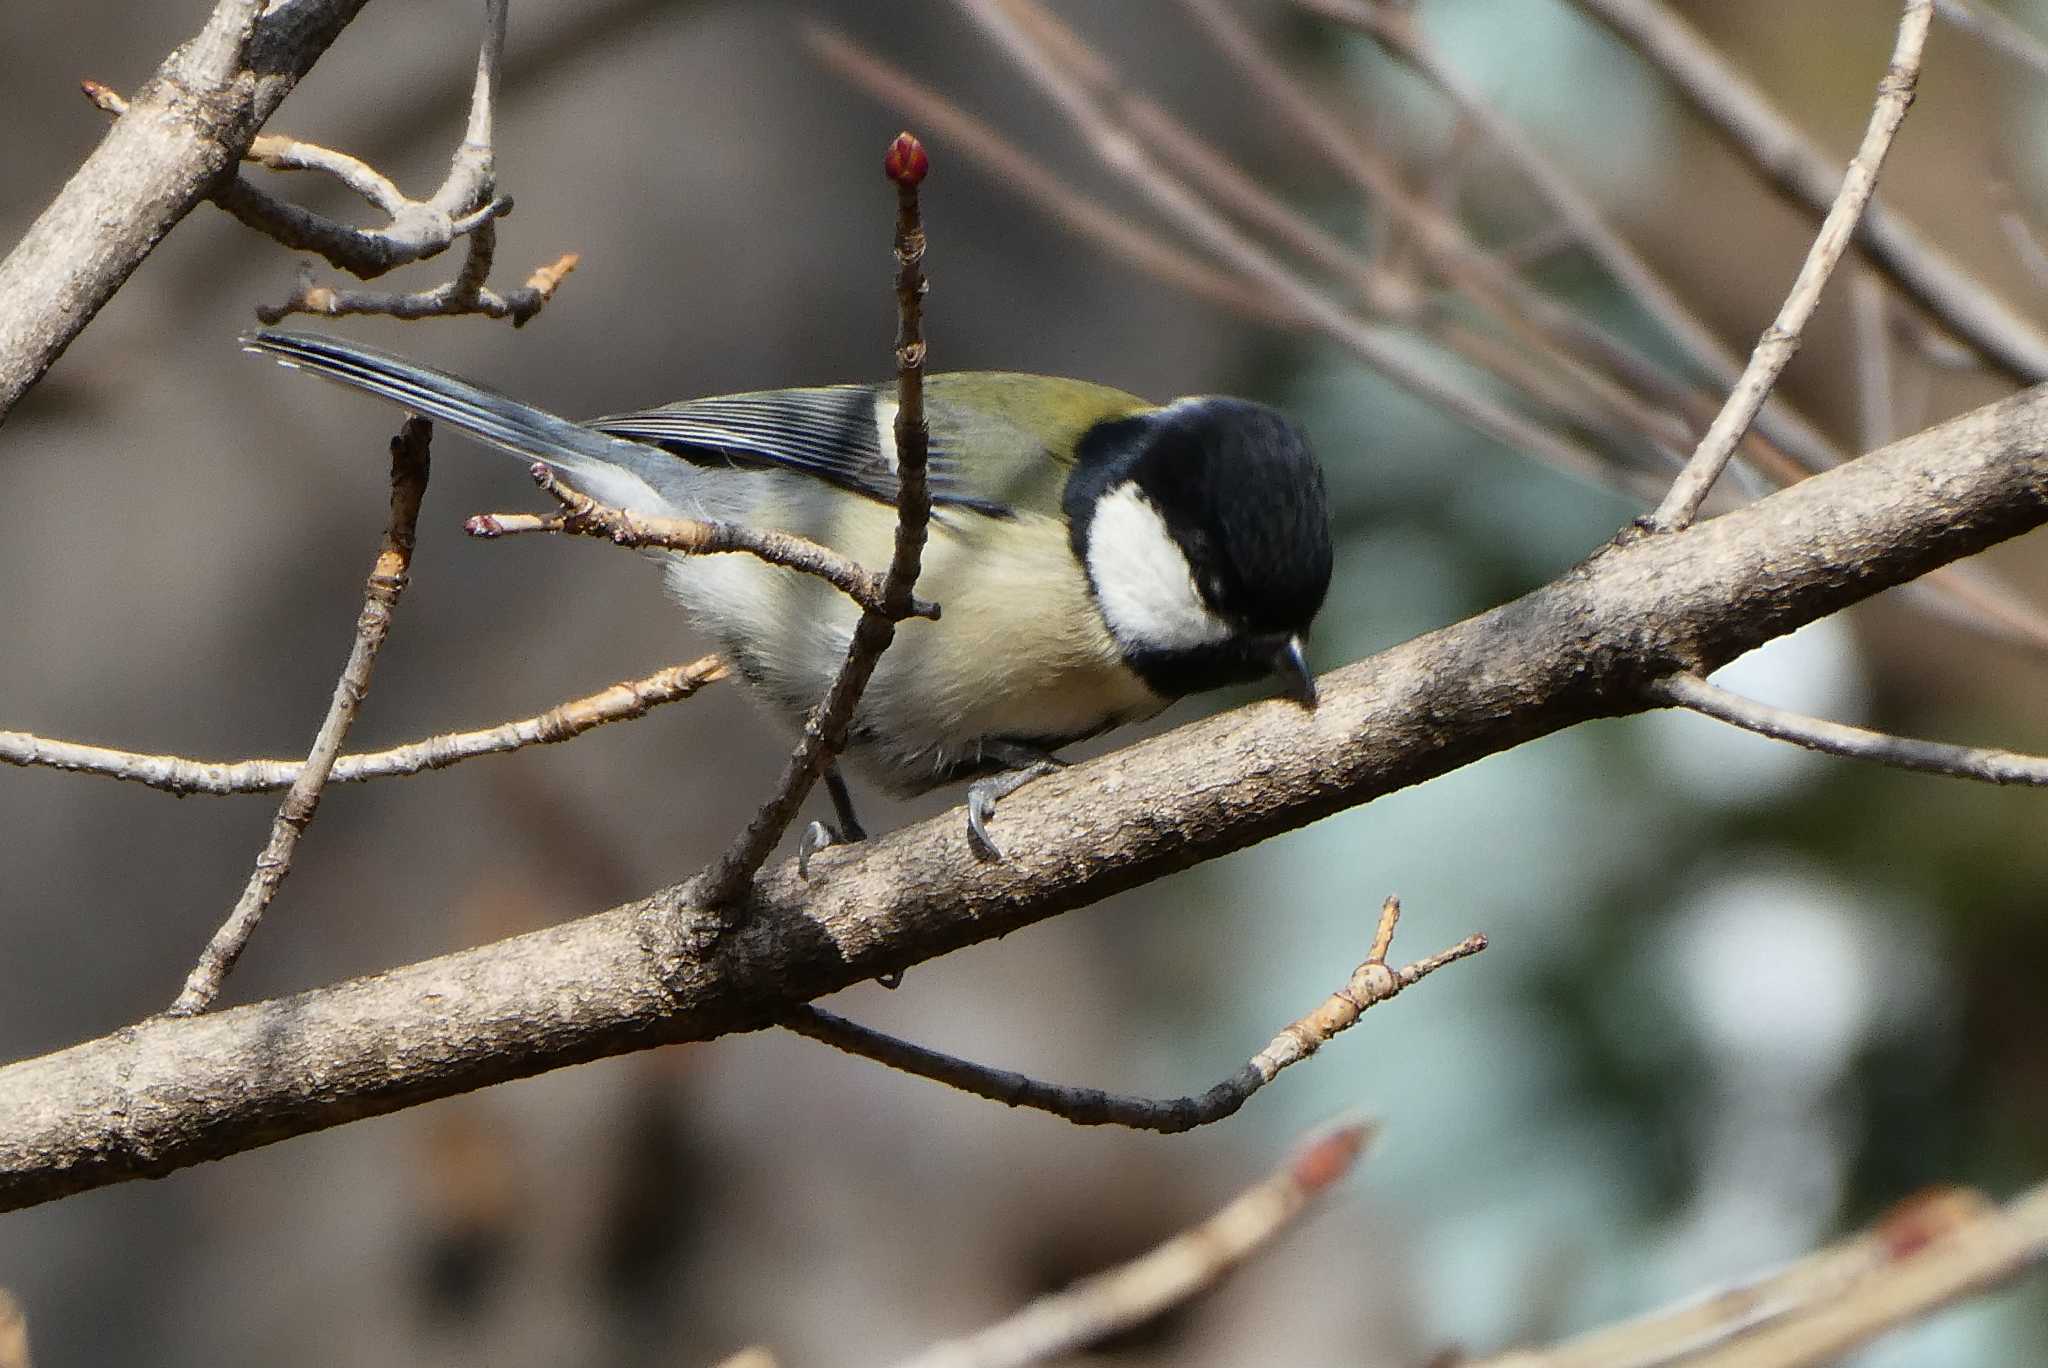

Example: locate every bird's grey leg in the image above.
[799,766,868,879]
[967,743,1068,861]
[826,768,868,842]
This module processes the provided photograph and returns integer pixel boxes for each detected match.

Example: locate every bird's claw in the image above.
[964,758,1063,862]
[798,820,838,879]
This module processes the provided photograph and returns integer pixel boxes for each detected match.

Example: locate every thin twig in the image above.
[1650,670,2048,785]
[687,133,936,909]
[1297,0,1850,487]
[167,420,431,1017]
[253,252,580,327]
[0,657,727,796]
[1645,0,1932,531]
[889,1120,1374,1368]
[467,465,937,621]
[949,0,1621,489]
[803,27,1294,325]
[1574,0,2048,384]
[785,895,1484,1131]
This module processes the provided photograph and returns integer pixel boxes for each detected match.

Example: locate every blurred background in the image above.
[4,0,2048,1363]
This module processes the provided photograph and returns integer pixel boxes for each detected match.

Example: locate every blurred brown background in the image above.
[4,1,2048,1364]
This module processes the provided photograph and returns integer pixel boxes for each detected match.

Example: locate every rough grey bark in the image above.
[3,380,2047,1212]
[0,0,373,424]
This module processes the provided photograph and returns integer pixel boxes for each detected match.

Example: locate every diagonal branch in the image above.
[0,657,729,796]
[0,0,373,423]
[4,378,2048,1210]
[1477,1184,2048,1366]
[1650,670,2048,785]
[1645,0,1933,532]
[1574,0,2048,385]
[784,895,1484,1131]
[168,419,432,1017]
[888,1120,1373,1368]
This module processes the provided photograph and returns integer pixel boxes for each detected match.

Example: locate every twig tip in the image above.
[885,130,930,187]
[1287,1117,1376,1191]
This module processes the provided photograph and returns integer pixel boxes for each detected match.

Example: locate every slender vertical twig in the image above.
[688,133,934,909]
[1646,0,1933,531]
[169,419,432,1015]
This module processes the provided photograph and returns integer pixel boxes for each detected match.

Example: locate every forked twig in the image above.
[169,419,431,1016]
[786,896,1486,1131]
[84,0,577,326]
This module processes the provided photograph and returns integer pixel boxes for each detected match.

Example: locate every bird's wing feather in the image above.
[589,373,1151,520]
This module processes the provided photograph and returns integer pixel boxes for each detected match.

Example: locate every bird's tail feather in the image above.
[243,330,674,500]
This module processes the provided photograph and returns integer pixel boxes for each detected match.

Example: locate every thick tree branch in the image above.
[3,382,2048,1211]
[0,0,373,423]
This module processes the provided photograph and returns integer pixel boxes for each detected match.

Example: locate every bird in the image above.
[244,329,1333,860]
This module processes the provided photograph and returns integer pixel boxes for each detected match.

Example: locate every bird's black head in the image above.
[1065,397,1333,703]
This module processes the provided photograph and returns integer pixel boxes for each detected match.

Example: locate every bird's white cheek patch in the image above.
[1086,483,1233,651]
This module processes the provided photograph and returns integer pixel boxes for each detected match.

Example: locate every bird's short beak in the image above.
[1272,636,1317,707]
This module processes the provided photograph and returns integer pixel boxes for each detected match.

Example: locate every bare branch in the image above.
[948,0,1624,490]
[804,26,1297,325]
[253,252,579,327]
[1646,0,1932,532]
[1575,0,2048,384]
[889,1120,1373,1368]
[1478,1184,2048,1367]
[5,379,2047,1210]
[466,465,937,621]
[687,132,937,909]
[167,419,432,1017]
[1650,670,2048,786]
[81,2,574,327]
[0,657,728,796]
[0,0,371,422]
[785,895,1483,1131]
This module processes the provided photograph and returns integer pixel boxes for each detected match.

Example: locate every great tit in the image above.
[244,330,1333,855]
